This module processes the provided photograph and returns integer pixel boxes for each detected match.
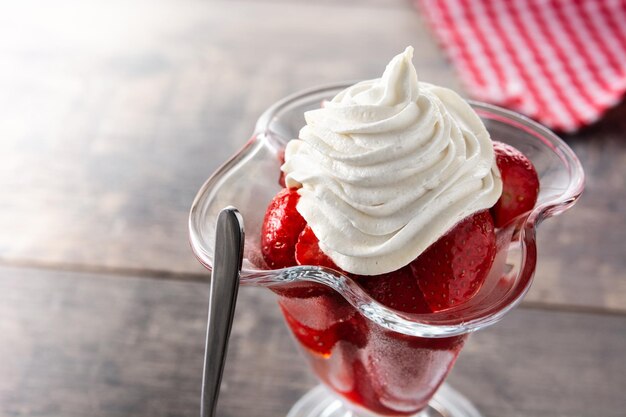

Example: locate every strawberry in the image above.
[358,265,431,314]
[270,281,334,299]
[491,141,540,227]
[261,188,307,269]
[280,303,338,357]
[279,299,369,356]
[412,211,496,312]
[295,225,340,270]
[279,225,339,298]
[263,190,334,298]
[278,291,356,329]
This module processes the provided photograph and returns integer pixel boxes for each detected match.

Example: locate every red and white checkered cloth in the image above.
[417,0,626,132]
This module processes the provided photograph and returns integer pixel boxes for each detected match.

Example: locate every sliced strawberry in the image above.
[261,188,307,269]
[274,225,340,298]
[295,226,339,270]
[413,211,496,312]
[278,291,355,329]
[280,299,369,356]
[262,188,331,298]
[491,141,540,227]
[358,265,431,314]
[270,281,334,299]
[280,303,338,357]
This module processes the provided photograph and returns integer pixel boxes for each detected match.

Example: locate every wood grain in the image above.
[529,100,626,312]
[1,266,624,417]
[0,0,624,313]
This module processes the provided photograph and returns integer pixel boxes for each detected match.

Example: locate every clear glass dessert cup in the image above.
[189,83,585,417]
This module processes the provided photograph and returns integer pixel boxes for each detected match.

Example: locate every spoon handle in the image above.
[201,207,245,417]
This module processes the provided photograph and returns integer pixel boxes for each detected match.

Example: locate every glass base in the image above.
[286,384,483,417]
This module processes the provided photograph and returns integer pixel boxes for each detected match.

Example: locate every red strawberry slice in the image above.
[280,303,338,357]
[358,266,431,314]
[262,191,334,298]
[295,226,340,270]
[271,281,335,299]
[287,225,341,298]
[412,211,496,312]
[491,141,540,227]
[280,300,369,356]
[278,291,355,329]
[261,188,307,269]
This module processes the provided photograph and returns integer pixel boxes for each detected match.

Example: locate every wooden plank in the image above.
[451,305,626,417]
[528,100,626,312]
[0,266,624,417]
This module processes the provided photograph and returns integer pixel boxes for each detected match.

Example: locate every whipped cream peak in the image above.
[329,46,419,108]
[282,47,502,276]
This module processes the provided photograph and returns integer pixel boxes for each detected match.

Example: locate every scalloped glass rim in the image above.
[189,82,584,337]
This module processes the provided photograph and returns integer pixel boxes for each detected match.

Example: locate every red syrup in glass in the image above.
[276,287,466,416]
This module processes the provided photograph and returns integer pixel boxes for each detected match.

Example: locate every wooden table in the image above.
[1,1,624,416]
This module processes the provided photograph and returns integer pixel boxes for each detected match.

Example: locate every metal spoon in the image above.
[200,207,245,417]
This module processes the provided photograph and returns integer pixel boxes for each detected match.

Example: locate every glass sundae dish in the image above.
[189,48,584,417]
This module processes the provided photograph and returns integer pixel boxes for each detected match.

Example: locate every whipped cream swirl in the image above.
[282,47,502,275]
